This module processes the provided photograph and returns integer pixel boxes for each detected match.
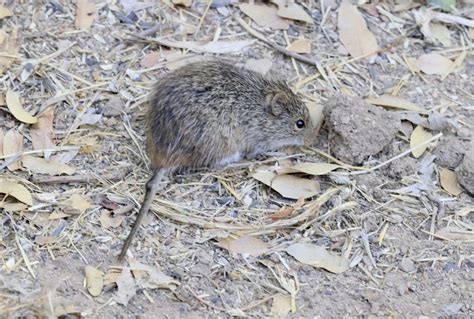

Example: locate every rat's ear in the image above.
[267,92,289,116]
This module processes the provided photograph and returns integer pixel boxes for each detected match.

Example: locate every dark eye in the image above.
[296,119,305,129]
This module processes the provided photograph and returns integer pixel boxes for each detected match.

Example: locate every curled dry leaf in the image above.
[271,294,293,317]
[75,0,96,30]
[410,125,433,158]
[216,236,269,257]
[62,194,90,214]
[30,106,55,158]
[129,260,180,289]
[0,178,33,205]
[116,267,136,306]
[85,265,104,297]
[253,170,320,199]
[271,0,313,24]
[22,155,75,176]
[439,168,462,196]
[286,37,311,54]
[338,1,379,58]
[365,95,425,113]
[286,243,350,273]
[3,129,23,171]
[436,226,474,241]
[0,5,13,19]
[239,3,290,30]
[6,90,37,124]
[417,53,453,75]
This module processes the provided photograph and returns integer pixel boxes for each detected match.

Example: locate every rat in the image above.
[118,60,314,261]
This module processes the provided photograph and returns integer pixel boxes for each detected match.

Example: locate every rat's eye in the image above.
[295,119,305,129]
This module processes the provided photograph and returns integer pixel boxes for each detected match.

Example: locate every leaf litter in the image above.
[1,0,473,318]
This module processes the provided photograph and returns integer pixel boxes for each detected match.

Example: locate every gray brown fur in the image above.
[119,60,313,260]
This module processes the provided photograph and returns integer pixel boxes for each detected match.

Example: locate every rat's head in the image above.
[261,83,314,148]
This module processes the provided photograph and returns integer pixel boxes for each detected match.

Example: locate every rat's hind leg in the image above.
[118,168,167,261]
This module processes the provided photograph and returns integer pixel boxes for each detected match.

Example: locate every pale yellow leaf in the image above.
[99,210,125,228]
[430,23,451,47]
[85,266,103,297]
[0,5,13,19]
[0,178,33,205]
[277,163,341,175]
[216,236,269,257]
[22,155,75,176]
[253,170,320,199]
[271,0,313,23]
[30,107,55,153]
[172,0,192,7]
[0,201,27,212]
[286,243,350,273]
[271,294,293,317]
[75,0,96,30]
[3,129,23,171]
[365,95,425,113]
[417,53,453,75]
[338,1,379,58]
[6,90,37,124]
[286,37,311,54]
[440,168,463,196]
[62,194,90,214]
[239,3,290,30]
[307,102,325,134]
[410,125,433,158]
[129,260,180,289]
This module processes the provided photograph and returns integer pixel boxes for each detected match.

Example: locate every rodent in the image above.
[118,60,314,261]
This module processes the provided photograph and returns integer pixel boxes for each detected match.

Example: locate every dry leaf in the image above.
[271,294,293,317]
[410,125,433,158]
[62,194,90,214]
[271,0,313,24]
[286,243,350,273]
[216,236,269,257]
[338,1,379,58]
[172,0,192,7]
[22,155,75,176]
[6,90,37,124]
[129,260,180,289]
[75,0,96,30]
[440,168,462,196]
[417,53,453,75]
[116,267,136,306]
[253,170,320,199]
[34,235,58,245]
[99,210,125,228]
[436,227,474,241]
[307,102,325,135]
[0,5,13,19]
[0,129,4,156]
[430,23,451,47]
[3,129,23,171]
[239,3,290,30]
[287,37,311,54]
[85,266,103,297]
[140,51,162,67]
[0,178,33,205]
[30,107,55,158]
[0,27,20,74]
[277,163,341,175]
[365,95,425,113]
[0,201,27,212]
[157,39,255,54]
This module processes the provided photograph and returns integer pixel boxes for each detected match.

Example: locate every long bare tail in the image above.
[118,169,166,261]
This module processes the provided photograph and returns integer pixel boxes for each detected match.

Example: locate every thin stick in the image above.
[30,168,130,184]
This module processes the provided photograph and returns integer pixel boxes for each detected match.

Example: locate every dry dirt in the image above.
[1,1,473,318]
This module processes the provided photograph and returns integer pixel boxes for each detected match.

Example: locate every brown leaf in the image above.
[365,95,425,113]
[216,236,269,257]
[99,210,125,229]
[338,1,379,58]
[3,129,23,171]
[253,170,320,199]
[417,53,453,75]
[277,163,341,176]
[0,201,28,212]
[286,37,311,54]
[286,243,350,273]
[140,51,162,67]
[129,260,180,289]
[75,0,96,30]
[6,90,37,124]
[0,27,20,74]
[0,178,33,205]
[239,3,290,30]
[62,194,90,214]
[271,0,313,23]
[22,155,75,176]
[30,107,55,157]
[439,168,463,196]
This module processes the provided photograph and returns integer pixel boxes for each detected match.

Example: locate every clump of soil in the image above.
[324,94,401,164]
[456,142,474,194]
[434,134,467,169]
